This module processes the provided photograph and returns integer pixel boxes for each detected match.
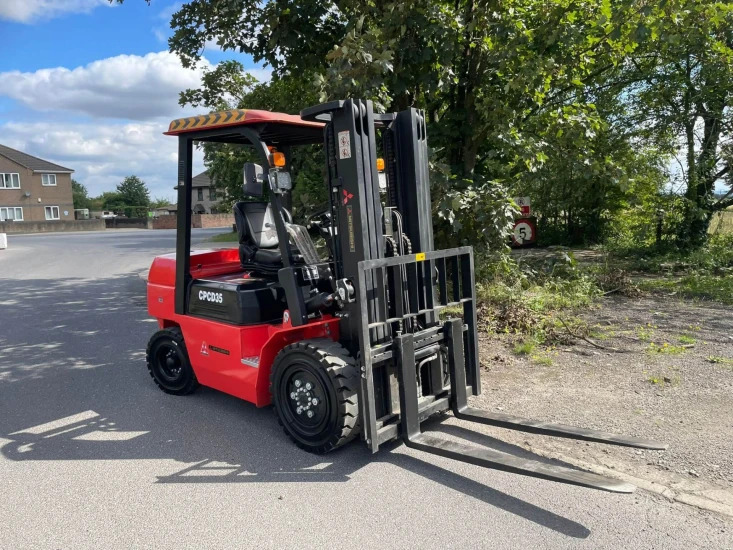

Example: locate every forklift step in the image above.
[453,408,668,450]
[406,432,635,493]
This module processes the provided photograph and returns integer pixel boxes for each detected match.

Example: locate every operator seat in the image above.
[233,201,284,273]
[233,164,321,274]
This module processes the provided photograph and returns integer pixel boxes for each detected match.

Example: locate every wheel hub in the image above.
[290,379,320,417]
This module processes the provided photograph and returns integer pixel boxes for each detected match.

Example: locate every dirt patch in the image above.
[473,295,733,509]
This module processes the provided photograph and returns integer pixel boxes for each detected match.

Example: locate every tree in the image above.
[71,179,92,210]
[119,0,732,248]
[116,175,151,217]
[150,196,174,209]
[616,0,733,245]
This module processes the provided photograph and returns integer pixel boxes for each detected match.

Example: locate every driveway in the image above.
[0,230,729,549]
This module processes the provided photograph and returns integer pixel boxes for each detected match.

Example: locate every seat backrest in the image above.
[233,201,279,249]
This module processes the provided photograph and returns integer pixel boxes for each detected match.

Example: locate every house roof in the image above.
[0,144,74,173]
[154,204,177,211]
[191,170,212,188]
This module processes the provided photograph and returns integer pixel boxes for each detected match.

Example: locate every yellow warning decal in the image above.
[168,109,249,132]
[415,252,426,262]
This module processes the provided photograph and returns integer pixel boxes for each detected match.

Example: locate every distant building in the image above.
[152,204,177,217]
[189,170,221,214]
[0,144,74,222]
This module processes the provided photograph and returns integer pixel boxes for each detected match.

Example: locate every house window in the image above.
[197,188,204,201]
[209,189,216,201]
[0,207,23,221]
[41,174,57,186]
[45,206,60,220]
[0,173,20,189]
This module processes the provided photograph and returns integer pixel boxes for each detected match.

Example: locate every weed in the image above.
[635,324,656,341]
[647,342,686,355]
[647,374,679,386]
[513,340,537,356]
[707,356,733,368]
[531,353,554,366]
[677,334,696,345]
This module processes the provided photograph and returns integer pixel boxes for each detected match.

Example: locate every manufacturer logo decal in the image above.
[200,341,209,355]
[347,205,355,252]
[209,345,230,356]
[198,290,223,303]
[342,189,354,205]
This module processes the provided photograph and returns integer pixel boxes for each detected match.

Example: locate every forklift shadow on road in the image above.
[0,274,590,539]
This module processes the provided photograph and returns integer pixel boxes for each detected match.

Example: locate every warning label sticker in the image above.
[338,130,352,159]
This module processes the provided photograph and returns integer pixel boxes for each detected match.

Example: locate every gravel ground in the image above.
[475,295,733,505]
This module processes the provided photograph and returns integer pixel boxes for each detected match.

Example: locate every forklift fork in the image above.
[395,330,637,493]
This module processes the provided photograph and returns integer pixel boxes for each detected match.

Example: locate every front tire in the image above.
[146,328,199,395]
[270,339,360,453]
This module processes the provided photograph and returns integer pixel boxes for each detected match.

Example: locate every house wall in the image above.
[0,156,74,222]
[0,219,105,234]
[191,185,221,214]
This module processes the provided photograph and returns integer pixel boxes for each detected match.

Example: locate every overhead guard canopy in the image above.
[165,108,324,146]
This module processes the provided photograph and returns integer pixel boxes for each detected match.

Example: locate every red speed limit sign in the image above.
[512,218,536,247]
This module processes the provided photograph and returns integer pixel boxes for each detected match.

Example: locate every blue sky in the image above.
[0,0,268,201]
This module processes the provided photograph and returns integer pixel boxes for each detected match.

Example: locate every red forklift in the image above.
[146,100,665,492]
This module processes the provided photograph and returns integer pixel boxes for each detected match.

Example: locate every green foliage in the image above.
[150,196,174,209]
[432,157,518,252]
[71,179,92,210]
[115,175,151,217]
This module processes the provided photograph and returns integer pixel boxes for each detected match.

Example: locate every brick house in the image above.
[0,144,74,222]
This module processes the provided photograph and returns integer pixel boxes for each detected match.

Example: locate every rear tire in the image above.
[146,328,199,395]
[270,339,360,454]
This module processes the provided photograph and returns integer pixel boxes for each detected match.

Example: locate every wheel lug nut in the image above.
[311,398,318,405]
[305,382,312,390]
[296,407,302,415]
[290,392,296,400]
[307,410,314,418]
[294,380,301,388]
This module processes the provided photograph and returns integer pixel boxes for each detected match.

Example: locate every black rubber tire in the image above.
[270,339,360,454]
[146,328,199,396]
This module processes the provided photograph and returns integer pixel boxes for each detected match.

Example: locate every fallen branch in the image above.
[557,317,623,353]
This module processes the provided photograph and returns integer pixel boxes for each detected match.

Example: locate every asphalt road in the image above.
[0,230,729,549]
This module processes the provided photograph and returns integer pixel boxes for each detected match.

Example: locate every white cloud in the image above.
[0,51,212,121]
[245,67,273,84]
[1,119,205,201]
[0,0,110,23]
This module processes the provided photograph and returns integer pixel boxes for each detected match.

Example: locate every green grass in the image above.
[677,334,696,345]
[209,231,239,243]
[638,273,733,305]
